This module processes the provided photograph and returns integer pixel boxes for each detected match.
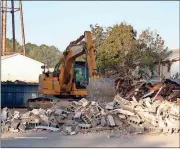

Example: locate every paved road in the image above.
[1,131,179,147]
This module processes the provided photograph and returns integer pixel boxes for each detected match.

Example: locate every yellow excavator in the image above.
[27,31,100,109]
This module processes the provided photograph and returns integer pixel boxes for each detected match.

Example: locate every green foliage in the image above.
[138,29,172,78]
[90,23,172,79]
[90,24,107,60]
[6,38,22,54]
[5,39,62,68]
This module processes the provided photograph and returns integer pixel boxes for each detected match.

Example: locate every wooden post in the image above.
[1,0,7,56]
[11,0,16,53]
[19,0,26,56]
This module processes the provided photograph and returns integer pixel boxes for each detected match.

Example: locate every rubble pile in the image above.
[115,78,180,102]
[1,79,180,135]
[113,94,180,134]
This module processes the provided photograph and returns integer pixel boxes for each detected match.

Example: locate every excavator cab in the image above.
[53,62,60,77]
[74,61,89,89]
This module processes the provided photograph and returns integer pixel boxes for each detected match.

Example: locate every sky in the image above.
[6,1,179,51]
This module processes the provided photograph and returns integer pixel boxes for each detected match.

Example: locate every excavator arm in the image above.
[59,31,99,86]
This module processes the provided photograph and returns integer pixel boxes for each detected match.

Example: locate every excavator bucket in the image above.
[86,78,115,104]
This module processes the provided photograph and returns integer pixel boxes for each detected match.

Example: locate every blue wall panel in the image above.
[1,83,40,108]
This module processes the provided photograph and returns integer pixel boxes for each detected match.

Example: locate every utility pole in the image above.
[1,0,7,56]
[19,0,26,56]
[11,0,16,53]
[1,0,25,56]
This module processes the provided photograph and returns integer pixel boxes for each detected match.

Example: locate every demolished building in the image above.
[2,79,179,135]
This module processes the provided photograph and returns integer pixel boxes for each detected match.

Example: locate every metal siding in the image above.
[7,92,14,107]
[15,92,24,106]
[1,83,40,107]
[1,93,6,106]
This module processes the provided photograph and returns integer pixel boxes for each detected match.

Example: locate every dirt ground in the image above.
[1,131,180,147]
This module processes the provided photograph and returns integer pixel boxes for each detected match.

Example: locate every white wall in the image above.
[1,54,43,83]
[170,61,179,76]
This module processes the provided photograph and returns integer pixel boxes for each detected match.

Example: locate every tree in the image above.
[90,23,172,79]
[137,29,172,78]
[95,22,138,77]
[5,38,62,68]
[6,38,23,54]
[90,24,107,60]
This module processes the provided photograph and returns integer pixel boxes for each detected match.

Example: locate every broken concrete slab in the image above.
[9,128,19,133]
[70,131,76,135]
[35,126,60,132]
[74,112,82,119]
[65,120,75,126]
[78,98,89,107]
[13,111,21,119]
[65,126,73,133]
[118,114,126,119]
[113,116,123,126]
[75,125,80,133]
[112,109,134,116]
[144,100,152,108]
[100,116,106,127]
[11,119,21,129]
[31,109,40,115]
[67,113,74,120]
[107,115,115,126]
[19,123,26,132]
[1,107,9,122]
[78,124,91,129]
[81,115,91,124]
[1,122,10,133]
[105,102,115,110]
[54,108,64,115]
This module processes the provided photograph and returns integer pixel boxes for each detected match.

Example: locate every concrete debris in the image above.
[78,98,89,107]
[19,123,26,132]
[1,107,9,122]
[100,116,107,127]
[35,126,60,132]
[113,115,123,126]
[1,79,179,135]
[54,109,64,115]
[78,123,91,129]
[13,111,21,119]
[11,119,21,129]
[112,109,135,116]
[107,115,115,126]
[65,126,73,133]
[70,131,76,135]
[118,114,126,119]
[9,128,19,133]
[74,112,82,119]
[31,109,40,116]
[1,122,10,133]
[105,102,115,110]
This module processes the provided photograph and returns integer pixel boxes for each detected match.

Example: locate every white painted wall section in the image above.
[1,53,44,83]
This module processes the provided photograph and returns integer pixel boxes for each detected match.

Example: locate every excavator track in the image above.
[26,95,80,110]
[26,97,53,110]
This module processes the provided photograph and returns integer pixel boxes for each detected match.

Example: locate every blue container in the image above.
[1,83,40,108]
